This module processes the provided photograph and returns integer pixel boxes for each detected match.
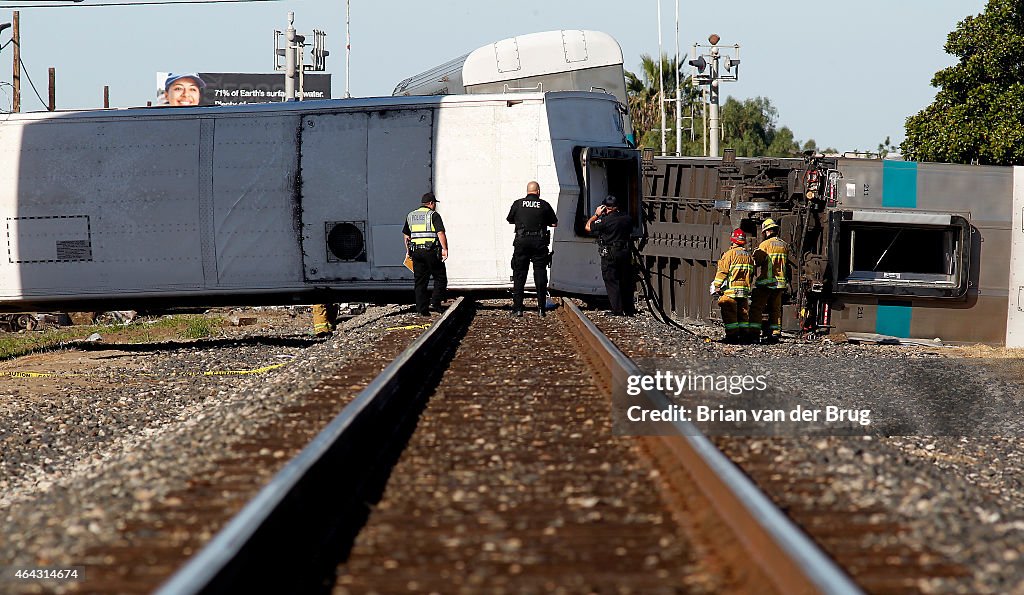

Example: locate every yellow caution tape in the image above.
[0,370,79,378]
[386,323,432,331]
[200,362,289,376]
[1,361,290,379]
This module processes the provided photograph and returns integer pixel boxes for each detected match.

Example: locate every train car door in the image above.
[299,108,435,282]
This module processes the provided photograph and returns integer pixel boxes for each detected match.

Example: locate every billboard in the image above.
[155,72,332,106]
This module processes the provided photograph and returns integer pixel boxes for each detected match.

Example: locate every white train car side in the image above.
[1005,166,1024,346]
[0,92,639,312]
[393,30,633,143]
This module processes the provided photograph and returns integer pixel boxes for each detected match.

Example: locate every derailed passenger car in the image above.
[0,92,640,312]
[641,153,1013,344]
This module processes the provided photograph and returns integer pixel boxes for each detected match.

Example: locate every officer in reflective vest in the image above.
[749,218,789,343]
[507,180,558,317]
[403,192,449,316]
[712,228,755,343]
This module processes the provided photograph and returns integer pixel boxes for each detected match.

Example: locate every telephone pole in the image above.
[12,11,20,113]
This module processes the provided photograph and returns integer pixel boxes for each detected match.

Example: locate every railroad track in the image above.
[140,297,862,594]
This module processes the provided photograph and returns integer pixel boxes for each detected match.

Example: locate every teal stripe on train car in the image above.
[882,160,917,208]
[876,301,912,338]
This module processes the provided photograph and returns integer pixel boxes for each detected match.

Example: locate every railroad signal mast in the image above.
[689,34,740,157]
[274,12,329,101]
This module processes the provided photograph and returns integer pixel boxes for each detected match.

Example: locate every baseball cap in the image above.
[421,192,438,204]
[602,195,619,207]
[164,73,206,91]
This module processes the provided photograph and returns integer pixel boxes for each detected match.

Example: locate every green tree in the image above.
[625,53,697,152]
[626,56,816,157]
[902,0,1024,164]
[682,96,802,157]
[877,136,898,159]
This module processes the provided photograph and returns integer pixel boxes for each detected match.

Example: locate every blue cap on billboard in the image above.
[164,73,206,90]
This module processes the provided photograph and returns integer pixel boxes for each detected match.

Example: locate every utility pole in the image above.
[674,0,681,156]
[656,2,666,156]
[47,67,54,111]
[689,34,740,157]
[12,11,19,113]
[708,42,719,157]
[285,12,297,100]
[275,13,326,102]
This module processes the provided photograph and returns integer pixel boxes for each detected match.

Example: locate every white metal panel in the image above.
[212,115,302,287]
[434,100,540,288]
[1,116,205,297]
[367,109,434,279]
[850,210,953,225]
[7,216,91,262]
[494,37,521,73]
[1006,167,1024,347]
[299,112,370,281]
[371,224,409,270]
[464,30,623,86]
[561,30,588,63]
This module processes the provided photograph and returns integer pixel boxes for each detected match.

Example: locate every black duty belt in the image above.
[517,230,548,237]
[600,240,629,248]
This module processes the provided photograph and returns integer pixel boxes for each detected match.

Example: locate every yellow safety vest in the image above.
[713,245,754,299]
[754,236,789,289]
[407,207,438,247]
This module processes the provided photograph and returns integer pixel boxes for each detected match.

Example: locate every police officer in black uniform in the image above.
[507,180,558,317]
[585,195,636,316]
[403,192,449,316]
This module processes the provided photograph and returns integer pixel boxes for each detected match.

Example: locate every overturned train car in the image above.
[641,152,1013,344]
[0,92,640,312]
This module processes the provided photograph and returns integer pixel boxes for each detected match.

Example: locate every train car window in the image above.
[830,210,970,299]
[574,146,642,237]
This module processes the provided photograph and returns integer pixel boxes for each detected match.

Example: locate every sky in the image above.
[0,0,988,152]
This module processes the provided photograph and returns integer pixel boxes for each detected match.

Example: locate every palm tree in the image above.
[625,53,697,152]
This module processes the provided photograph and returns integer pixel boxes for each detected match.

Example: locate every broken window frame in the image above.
[828,210,971,299]
[573,146,643,237]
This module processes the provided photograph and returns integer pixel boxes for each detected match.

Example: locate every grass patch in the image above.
[950,344,1024,359]
[0,327,89,360]
[180,315,219,340]
[0,314,223,361]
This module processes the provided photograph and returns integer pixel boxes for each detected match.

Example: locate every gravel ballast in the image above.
[589,304,1024,594]
[0,305,422,593]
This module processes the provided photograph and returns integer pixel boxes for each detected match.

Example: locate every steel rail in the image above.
[155,297,470,595]
[558,298,863,595]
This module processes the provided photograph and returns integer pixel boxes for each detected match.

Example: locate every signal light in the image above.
[688,55,707,73]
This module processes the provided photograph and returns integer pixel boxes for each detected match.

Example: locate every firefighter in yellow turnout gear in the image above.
[749,218,790,343]
[312,304,337,337]
[712,229,755,343]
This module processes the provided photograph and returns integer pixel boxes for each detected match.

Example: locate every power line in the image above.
[0,0,281,7]
[18,54,47,110]
[1,37,48,110]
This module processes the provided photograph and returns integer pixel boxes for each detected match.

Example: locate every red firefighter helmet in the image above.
[730,228,746,245]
